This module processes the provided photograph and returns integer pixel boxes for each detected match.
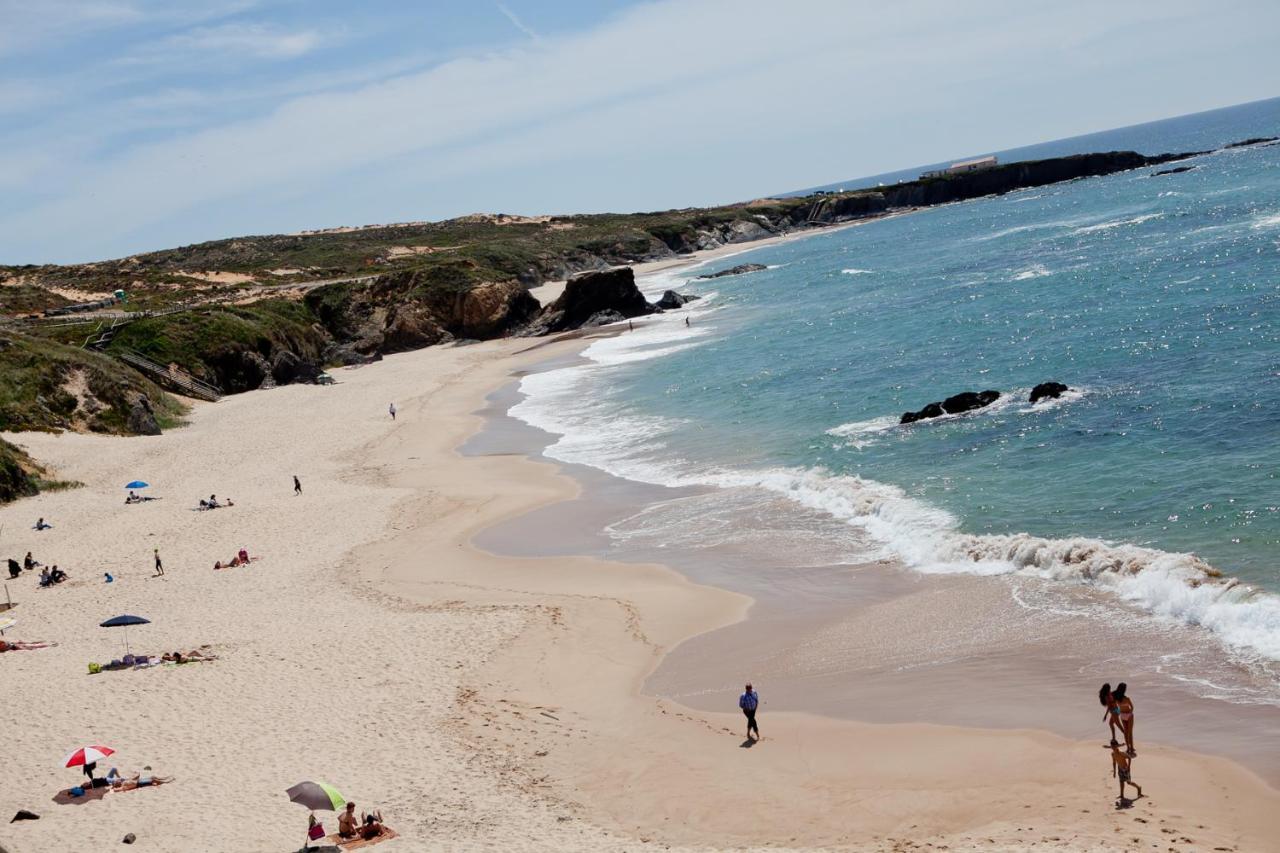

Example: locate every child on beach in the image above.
[1112,745,1142,806]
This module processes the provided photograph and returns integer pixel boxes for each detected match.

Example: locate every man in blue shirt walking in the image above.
[739,682,760,741]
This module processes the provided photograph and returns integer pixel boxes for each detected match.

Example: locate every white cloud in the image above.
[496,3,541,43]
[153,22,324,60]
[2,0,1278,262]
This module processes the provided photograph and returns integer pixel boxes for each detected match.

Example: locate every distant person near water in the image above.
[739,682,760,741]
[294,475,302,496]
[153,548,164,577]
[389,402,396,420]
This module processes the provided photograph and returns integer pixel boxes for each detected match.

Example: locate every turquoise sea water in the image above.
[512,99,1280,671]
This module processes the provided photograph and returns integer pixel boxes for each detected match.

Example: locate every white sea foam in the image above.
[513,329,1280,664]
[1250,211,1280,230]
[1071,213,1163,235]
[1011,264,1051,281]
[840,268,874,275]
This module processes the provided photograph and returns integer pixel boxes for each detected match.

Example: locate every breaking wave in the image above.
[511,318,1280,664]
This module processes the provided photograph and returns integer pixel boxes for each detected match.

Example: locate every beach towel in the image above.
[327,827,398,849]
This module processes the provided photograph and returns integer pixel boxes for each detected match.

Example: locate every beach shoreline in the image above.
[3,325,1279,851]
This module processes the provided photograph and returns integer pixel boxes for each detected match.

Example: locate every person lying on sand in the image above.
[0,639,55,652]
[360,810,385,840]
[161,648,216,663]
[108,766,173,789]
[125,492,157,504]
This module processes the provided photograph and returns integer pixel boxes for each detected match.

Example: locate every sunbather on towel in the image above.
[0,639,54,651]
[361,810,385,840]
[338,802,359,839]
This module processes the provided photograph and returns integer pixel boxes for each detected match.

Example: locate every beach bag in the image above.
[308,822,325,840]
[88,663,102,674]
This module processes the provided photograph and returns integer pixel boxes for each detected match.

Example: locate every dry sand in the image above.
[3,331,1279,852]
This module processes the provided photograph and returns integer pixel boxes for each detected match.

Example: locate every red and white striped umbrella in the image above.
[63,745,114,768]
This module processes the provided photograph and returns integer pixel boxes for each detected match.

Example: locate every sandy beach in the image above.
[4,318,1280,852]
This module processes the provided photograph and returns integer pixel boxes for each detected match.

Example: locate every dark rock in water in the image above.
[583,310,626,327]
[654,290,701,309]
[525,267,655,335]
[127,395,161,436]
[696,263,767,280]
[1029,381,1070,404]
[900,402,945,424]
[1224,136,1279,149]
[942,390,1000,415]
[1152,165,1195,176]
[900,390,1000,424]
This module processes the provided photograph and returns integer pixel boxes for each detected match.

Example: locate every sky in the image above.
[2,0,1278,264]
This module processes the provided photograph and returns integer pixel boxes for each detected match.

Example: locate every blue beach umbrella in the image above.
[100,614,151,656]
[125,481,149,490]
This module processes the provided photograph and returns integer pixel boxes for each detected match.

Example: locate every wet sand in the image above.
[470,374,1280,788]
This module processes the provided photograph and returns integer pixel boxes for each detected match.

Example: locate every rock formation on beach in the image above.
[1029,381,1070,404]
[522,268,655,335]
[901,390,1001,424]
[654,290,700,309]
[696,263,767,279]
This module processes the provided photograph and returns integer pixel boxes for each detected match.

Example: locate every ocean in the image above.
[509,97,1280,710]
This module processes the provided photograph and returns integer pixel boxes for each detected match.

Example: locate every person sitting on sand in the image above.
[1112,745,1142,805]
[237,548,250,564]
[126,491,138,504]
[39,567,51,587]
[34,517,51,530]
[24,551,39,571]
[7,558,20,579]
[50,565,67,583]
[338,802,359,839]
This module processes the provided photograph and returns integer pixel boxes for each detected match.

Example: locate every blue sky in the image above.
[2,0,1278,264]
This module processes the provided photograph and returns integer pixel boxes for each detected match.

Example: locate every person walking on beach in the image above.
[1111,744,1142,806]
[1099,683,1122,748]
[153,548,164,577]
[293,475,302,496]
[389,402,396,421]
[1114,683,1136,756]
[739,682,760,741]
[685,316,690,327]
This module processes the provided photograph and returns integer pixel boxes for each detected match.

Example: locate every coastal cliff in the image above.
[0,139,1251,450]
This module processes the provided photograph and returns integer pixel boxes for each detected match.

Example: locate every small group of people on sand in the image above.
[213,548,254,570]
[1099,682,1141,806]
[337,802,386,841]
[7,551,38,578]
[197,494,234,510]
[125,490,158,504]
[39,565,68,587]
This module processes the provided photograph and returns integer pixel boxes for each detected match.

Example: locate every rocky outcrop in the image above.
[697,264,767,280]
[525,267,655,335]
[1152,166,1195,176]
[654,290,701,309]
[901,390,1000,424]
[583,310,627,327]
[307,265,539,355]
[0,439,40,504]
[126,394,161,436]
[1029,381,1069,404]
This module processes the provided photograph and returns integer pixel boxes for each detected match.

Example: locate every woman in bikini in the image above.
[1098,683,1122,748]
[1114,682,1136,756]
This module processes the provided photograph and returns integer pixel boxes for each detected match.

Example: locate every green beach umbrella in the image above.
[286,780,346,811]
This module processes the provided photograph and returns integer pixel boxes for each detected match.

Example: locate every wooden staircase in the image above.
[117,349,222,402]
